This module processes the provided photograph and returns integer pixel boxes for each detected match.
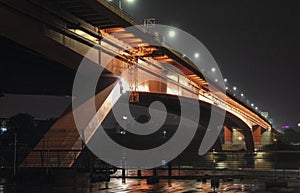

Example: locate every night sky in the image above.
[1,0,299,129]
[122,0,300,129]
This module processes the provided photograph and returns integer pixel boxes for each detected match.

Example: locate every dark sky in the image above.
[122,0,300,129]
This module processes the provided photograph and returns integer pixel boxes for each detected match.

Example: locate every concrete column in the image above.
[261,128,273,146]
[232,128,244,145]
[231,128,246,150]
[224,126,232,145]
[252,126,261,147]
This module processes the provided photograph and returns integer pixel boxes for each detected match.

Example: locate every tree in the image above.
[281,128,300,145]
[7,113,36,146]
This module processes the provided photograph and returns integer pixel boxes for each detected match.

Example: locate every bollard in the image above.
[153,168,157,176]
[168,163,172,178]
[122,169,126,184]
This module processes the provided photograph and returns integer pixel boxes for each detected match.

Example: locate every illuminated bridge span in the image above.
[0,0,273,168]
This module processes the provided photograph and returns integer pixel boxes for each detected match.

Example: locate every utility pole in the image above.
[13,133,17,176]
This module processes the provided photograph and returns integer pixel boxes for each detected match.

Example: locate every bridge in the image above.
[0,0,273,168]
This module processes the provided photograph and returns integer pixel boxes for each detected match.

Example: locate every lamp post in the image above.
[108,0,135,10]
[13,132,17,176]
[0,121,7,134]
[211,149,219,193]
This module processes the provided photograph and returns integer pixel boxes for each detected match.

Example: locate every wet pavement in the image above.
[3,177,300,193]
[88,178,300,193]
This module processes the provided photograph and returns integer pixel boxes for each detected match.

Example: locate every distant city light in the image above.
[168,30,176,38]
[255,107,258,110]
[0,127,7,133]
[233,86,237,91]
[261,112,269,118]
[282,125,291,129]
[225,87,229,90]
[0,121,7,134]
[122,115,128,120]
[241,93,244,97]
[298,123,300,127]
[194,53,200,58]
[211,67,216,72]
[224,78,228,82]
[215,79,218,82]
[107,0,135,10]
[251,103,254,107]
[120,130,126,135]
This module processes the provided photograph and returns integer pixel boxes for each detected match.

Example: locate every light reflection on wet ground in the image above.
[89,178,256,193]
[87,178,300,193]
[2,177,300,193]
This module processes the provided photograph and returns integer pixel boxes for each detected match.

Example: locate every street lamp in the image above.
[168,30,176,38]
[163,130,167,139]
[0,127,7,134]
[0,121,7,134]
[107,0,135,10]
[120,115,128,135]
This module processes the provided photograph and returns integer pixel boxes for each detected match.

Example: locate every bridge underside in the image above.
[0,36,273,168]
[21,91,273,168]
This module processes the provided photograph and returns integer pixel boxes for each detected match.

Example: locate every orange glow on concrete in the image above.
[224,126,232,145]
[253,126,262,147]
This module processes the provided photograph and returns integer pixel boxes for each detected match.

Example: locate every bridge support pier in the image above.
[252,126,262,148]
[224,126,232,145]
[261,128,273,146]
